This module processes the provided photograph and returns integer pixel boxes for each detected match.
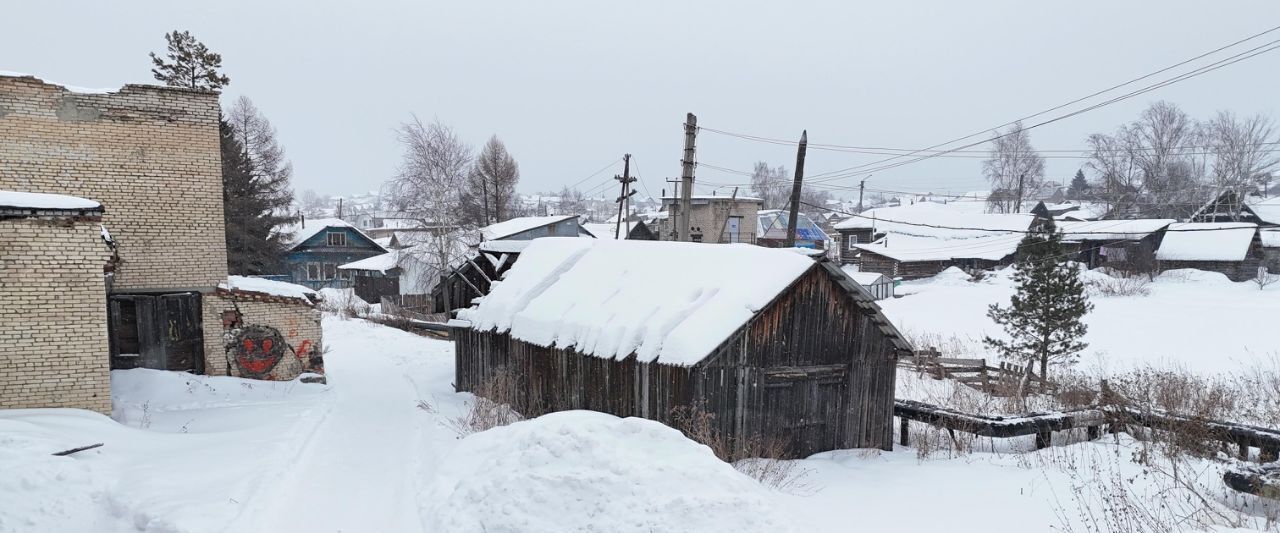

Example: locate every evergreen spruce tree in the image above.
[983,216,1093,395]
[150,30,230,90]
[1067,169,1090,201]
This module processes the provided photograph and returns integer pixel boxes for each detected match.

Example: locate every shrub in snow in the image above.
[316,288,369,318]
[422,411,791,533]
[448,367,524,436]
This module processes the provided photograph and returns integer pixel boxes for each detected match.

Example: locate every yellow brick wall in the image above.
[0,217,112,414]
[202,294,324,380]
[0,74,226,290]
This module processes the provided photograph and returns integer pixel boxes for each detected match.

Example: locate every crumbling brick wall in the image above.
[0,216,112,413]
[0,74,225,290]
[202,291,324,381]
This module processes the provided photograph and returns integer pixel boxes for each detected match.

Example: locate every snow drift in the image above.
[421,410,792,533]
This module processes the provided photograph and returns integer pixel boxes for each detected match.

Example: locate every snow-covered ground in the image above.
[880,267,1280,375]
[3,315,1275,532]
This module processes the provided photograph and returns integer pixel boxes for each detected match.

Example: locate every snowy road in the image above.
[244,320,428,533]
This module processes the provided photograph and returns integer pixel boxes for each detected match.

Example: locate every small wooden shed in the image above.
[452,238,912,457]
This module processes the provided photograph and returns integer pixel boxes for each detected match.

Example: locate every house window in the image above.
[324,263,338,280]
[847,235,860,250]
[307,263,321,280]
[327,232,347,246]
[339,269,352,280]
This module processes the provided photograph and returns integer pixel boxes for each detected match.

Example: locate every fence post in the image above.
[899,417,909,446]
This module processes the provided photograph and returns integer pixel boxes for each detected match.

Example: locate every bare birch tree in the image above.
[749,162,790,210]
[389,116,477,312]
[982,121,1044,213]
[1205,111,1279,219]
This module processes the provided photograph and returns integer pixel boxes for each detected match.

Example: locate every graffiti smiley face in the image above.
[232,325,287,378]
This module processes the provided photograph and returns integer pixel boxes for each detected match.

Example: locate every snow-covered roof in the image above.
[481,215,577,241]
[1056,219,1173,242]
[1262,229,1280,248]
[219,276,318,301]
[338,251,401,273]
[833,205,1034,238]
[660,194,764,202]
[1249,196,1280,225]
[0,190,101,211]
[478,240,531,254]
[580,223,625,240]
[458,238,816,366]
[278,217,384,251]
[1156,223,1258,262]
[853,233,1022,262]
[844,270,891,285]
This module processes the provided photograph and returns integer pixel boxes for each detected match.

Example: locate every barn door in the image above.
[762,365,848,457]
[109,292,204,373]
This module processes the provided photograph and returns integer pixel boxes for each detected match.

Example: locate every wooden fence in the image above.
[900,350,1045,395]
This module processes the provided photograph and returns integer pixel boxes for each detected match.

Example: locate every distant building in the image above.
[755,210,830,249]
[656,195,763,243]
[1156,222,1264,281]
[280,217,387,290]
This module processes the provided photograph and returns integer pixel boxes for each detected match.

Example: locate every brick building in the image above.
[657,195,762,243]
[0,73,321,414]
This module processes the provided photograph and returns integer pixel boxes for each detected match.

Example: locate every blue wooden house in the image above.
[280,217,388,290]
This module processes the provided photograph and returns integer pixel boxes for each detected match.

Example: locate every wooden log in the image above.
[52,443,103,456]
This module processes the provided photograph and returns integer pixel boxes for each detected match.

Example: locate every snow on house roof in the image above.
[853,233,1023,262]
[458,238,816,366]
[1156,223,1258,262]
[481,215,577,241]
[844,269,890,285]
[1248,196,1280,225]
[479,240,531,254]
[0,190,101,211]
[279,217,384,251]
[832,205,1034,238]
[219,276,317,301]
[1056,219,1173,242]
[338,251,401,273]
[1261,228,1280,248]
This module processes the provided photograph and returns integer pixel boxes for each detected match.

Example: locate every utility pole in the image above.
[784,130,808,247]
[337,198,344,219]
[614,154,635,239]
[664,179,681,240]
[857,175,873,213]
[678,113,698,242]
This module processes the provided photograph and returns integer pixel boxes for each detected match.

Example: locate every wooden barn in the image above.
[451,238,912,457]
[1157,222,1263,281]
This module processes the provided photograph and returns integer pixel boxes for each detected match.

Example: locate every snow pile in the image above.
[220,275,317,301]
[1156,222,1257,261]
[0,190,101,210]
[111,368,326,423]
[422,411,790,533]
[481,215,576,241]
[460,238,814,365]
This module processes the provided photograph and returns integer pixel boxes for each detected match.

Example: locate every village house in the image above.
[1156,222,1265,281]
[280,217,387,290]
[839,206,1039,280]
[451,238,910,458]
[1057,219,1174,271]
[0,73,323,414]
[657,194,763,243]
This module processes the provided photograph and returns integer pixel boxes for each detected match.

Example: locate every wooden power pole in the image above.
[784,130,808,247]
[614,154,635,239]
[679,113,698,242]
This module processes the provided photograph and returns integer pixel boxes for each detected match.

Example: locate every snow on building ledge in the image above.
[0,70,217,96]
[217,275,319,305]
[0,190,103,217]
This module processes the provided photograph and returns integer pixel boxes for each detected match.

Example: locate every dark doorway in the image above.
[108,292,205,373]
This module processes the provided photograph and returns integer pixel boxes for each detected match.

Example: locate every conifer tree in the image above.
[983,217,1093,395]
[1068,169,1090,200]
[150,30,230,90]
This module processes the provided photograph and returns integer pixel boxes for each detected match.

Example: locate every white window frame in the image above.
[324,263,337,280]
[327,232,347,246]
[847,234,860,250]
[306,263,321,280]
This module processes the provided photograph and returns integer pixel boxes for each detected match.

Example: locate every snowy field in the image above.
[880,267,1280,375]
[2,315,1277,532]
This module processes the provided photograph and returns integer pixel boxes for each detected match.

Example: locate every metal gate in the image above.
[108,292,205,373]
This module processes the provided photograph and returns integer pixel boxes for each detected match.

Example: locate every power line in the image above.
[802,37,1280,183]
[565,157,622,190]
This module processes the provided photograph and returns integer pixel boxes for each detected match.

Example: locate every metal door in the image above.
[727,217,741,243]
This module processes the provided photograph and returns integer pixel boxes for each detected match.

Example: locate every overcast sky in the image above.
[5,1,1280,202]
